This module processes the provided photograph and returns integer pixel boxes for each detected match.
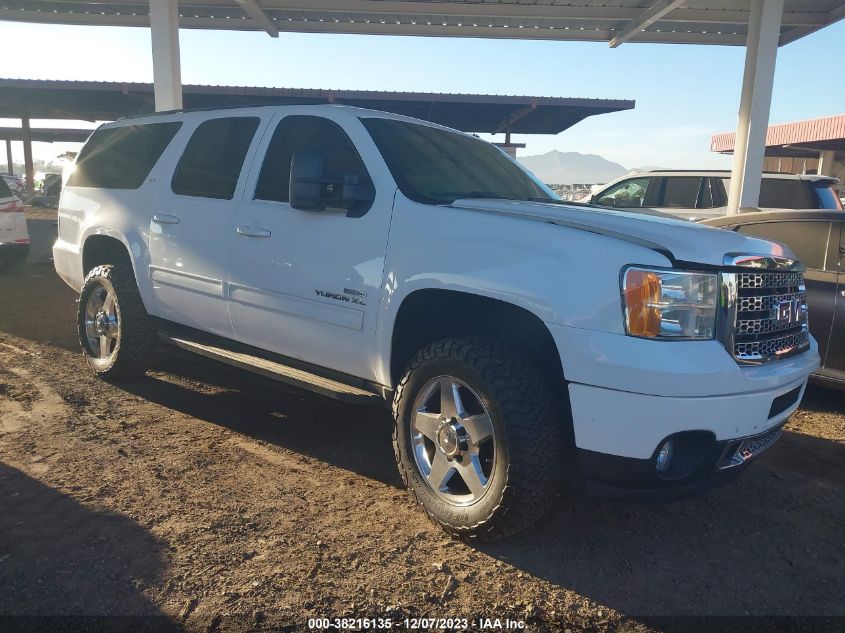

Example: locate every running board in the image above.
[163,336,384,405]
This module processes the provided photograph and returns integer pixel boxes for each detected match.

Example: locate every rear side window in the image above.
[254,115,369,203]
[660,177,702,208]
[68,122,181,189]
[0,177,12,198]
[813,182,843,210]
[737,221,833,270]
[171,117,260,200]
[759,179,815,209]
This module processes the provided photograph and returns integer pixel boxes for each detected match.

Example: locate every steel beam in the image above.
[21,118,34,194]
[233,0,279,37]
[610,0,687,48]
[726,0,784,214]
[149,0,183,111]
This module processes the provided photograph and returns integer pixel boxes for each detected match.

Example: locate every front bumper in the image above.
[548,324,818,494]
[579,421,787,499]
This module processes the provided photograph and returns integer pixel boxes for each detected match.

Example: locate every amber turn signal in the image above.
[623,269,662,337]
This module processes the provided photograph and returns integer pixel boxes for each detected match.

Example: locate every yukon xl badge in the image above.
[316,288,366,306]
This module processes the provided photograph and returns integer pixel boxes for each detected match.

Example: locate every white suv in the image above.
[591,170,842,221]
[0,176,29,272]
[53,106,818,538]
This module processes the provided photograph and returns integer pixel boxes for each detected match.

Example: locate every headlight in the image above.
[622,267,717,339]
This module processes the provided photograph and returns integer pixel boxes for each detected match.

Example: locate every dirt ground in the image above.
[0,264,843,632]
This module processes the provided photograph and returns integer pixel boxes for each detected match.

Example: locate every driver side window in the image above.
[254,115,369,204]
[596,177,652,208]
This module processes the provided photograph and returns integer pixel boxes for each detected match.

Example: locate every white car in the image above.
[53,105,818,539]
[0,176,29,272]
[591,170,842,221]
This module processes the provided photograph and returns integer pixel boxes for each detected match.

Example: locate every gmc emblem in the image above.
[777,299,801,324]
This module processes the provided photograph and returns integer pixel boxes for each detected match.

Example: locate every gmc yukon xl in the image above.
[53,105,819,539]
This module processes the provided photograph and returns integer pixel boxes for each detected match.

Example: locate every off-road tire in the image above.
[77,264,156,380]
[393,337,569,540]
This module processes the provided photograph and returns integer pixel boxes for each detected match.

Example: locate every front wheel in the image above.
[77,264,156,380]
[393,337,568,540]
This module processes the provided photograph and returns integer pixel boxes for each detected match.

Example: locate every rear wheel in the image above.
[393,337,568,540]
[77,264,156,380]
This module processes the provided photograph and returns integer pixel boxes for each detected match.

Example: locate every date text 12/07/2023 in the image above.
[307,617,527,630]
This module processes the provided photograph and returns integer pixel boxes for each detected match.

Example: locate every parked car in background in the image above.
[592,170,842,221]
[704,210,845,389]
[2,173,24,195]
[33,172,63,208]
[0,176,29,272]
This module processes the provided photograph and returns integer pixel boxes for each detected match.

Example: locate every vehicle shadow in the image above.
[799,383,845,414]
[0,462,180,627]
[0,263,79,352]
[478,427,845,617]
[121,349,402,488]
[128,350,845,617]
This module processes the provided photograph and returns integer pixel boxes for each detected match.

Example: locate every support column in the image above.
[818,149,836,176]
[726,0,784,215]
[149,0,183,111]
[5,139,12,174]
[22,118,34,194]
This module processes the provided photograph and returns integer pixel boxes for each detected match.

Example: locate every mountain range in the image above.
[517,150,663,185]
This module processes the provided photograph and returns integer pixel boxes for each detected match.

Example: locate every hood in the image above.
[450,199,792,267]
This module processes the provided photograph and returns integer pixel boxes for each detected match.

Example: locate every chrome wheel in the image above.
[411,375,496,506]
[83,284,119,359]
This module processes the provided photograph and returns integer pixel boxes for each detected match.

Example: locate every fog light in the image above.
[656,439,674,473]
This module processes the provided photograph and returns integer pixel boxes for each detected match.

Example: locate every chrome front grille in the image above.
[737,271,803,289]
[731,269,809,363]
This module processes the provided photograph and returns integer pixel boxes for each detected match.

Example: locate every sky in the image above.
[1,18,843,169]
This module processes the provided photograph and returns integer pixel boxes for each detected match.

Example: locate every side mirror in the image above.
[289,150,376,217]
[289,149,327,211]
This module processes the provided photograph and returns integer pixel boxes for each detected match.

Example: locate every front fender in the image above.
[372,195,670,386]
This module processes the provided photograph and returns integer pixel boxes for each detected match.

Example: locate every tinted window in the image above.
[812,182,843,210]
[661,177,702,208]
[759,179,815,209]
[255,115,369,203]
[737,221,832,270]
[171,117,259,199]
[361,118,553,205]
[699,178,718,208]
[595,178,651,208]
[68,122,181,189]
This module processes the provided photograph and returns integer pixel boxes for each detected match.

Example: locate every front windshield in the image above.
[361,117,557,205]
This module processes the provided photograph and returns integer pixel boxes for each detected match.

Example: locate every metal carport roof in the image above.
[1,0,844,46]
[0,78,635,135]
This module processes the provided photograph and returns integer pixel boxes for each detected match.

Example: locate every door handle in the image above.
[236,226,271,238]
[152,213,181,225]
